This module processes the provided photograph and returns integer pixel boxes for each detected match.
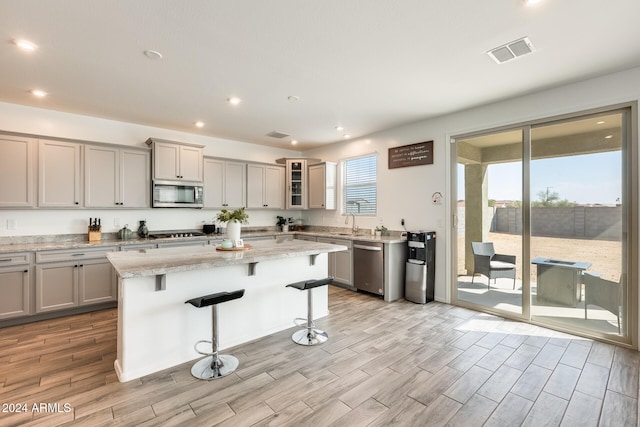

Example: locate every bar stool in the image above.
[286,277,333,346]
[185,289,245,380]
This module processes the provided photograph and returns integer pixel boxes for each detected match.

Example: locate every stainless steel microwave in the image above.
[152,180,203,208]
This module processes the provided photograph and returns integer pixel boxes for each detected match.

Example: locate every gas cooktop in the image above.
[148,231,206,239]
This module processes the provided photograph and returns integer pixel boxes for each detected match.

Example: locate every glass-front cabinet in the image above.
[287,159,306,209]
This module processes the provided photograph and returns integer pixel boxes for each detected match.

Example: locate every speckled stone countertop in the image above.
[107,238,348,279]
[0,228,406,253]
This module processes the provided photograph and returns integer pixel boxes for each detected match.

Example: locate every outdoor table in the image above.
[531,258,592,307]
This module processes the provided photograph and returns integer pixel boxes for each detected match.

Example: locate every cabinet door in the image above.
[79,259,117,305]
[264,165,284,209]
[84,145,119,208]
[38,140,82,207]
[0,135,34,207]
[153,142,180,180]
[204,158,225,208]
[224,161,246,208]
[36,262,78,313]
[246,164,265,208]
[286,159,307,209]
[334,250,353,285]
[121,149,150,208]
[0,267,30,320]
[178,145,203,181]
[308,163,325,209]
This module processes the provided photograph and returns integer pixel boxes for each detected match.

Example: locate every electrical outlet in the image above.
[7,219,17,230]
[378,217,384,224]
[114,218,120,227]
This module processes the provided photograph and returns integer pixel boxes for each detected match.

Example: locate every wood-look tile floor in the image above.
[1,286,638,426]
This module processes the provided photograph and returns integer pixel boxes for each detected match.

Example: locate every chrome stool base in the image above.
[291,328,328,346]
[191,354,239,380]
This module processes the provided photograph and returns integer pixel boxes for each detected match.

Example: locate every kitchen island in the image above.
[107,239,347,382]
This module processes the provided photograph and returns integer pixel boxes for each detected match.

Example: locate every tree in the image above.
[532,190,575,207]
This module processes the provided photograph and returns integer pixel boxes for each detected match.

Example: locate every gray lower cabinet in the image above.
[317,237,353,286]
[0,252,32,320]
[35,247,117,313]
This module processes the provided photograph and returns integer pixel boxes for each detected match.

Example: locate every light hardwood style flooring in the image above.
[1,286,638,426]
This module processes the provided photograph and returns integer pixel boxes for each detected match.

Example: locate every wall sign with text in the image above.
[388,140,433,169]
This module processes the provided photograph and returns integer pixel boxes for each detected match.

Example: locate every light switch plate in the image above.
[7,219,17,230]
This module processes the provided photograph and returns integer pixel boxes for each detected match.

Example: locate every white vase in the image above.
[226,221,242,241]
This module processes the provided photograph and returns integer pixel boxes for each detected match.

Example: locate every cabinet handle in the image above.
[75,202,79,205]
[24,269,28,273]
[0,258,11,262]
[72,253,85,256]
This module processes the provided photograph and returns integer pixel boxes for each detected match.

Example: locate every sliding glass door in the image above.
[455,128,525,318]
[530,111,628,338]
[452,106,634,344]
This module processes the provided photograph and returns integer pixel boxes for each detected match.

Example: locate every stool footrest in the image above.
[194,340,216,357]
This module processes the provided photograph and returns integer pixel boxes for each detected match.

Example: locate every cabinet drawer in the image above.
[317,237,353,249]
[36,246,117,263]
[0,252,32,267]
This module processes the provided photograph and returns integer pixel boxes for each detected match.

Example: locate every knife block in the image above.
[88,226,102,242]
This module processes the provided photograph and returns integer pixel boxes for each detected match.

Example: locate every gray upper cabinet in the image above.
[308,162,337,209]
[38,139,82,207]
[150,139,203,182]
[84,144,150,208]
[247,163,284,209]
[204,157,246,209]
[0,134,35,208]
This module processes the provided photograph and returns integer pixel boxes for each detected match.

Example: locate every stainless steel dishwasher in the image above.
[353,241,384,295]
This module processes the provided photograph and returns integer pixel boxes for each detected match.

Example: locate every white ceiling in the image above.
[1,0,640,150]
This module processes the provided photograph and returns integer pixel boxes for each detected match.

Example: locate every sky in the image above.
[458,151,622,205]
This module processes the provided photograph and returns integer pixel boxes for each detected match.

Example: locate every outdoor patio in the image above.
[457,276,621,335]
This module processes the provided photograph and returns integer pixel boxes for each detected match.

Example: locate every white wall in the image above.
[0,101,302,236]
[302,66,640,312]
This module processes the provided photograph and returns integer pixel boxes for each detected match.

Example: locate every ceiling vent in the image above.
[487,37,535,64]
[266,131,290,139]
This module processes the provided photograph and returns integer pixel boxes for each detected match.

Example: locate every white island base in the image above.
[114,253,329,382]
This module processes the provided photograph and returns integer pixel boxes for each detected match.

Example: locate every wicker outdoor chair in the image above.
[471,242,517,289]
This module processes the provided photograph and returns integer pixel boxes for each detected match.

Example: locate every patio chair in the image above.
[471,242,517,289]
[582,272,621,333]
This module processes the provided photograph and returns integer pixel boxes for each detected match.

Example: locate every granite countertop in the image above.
[0,228,406,253]
[107,238,348,279]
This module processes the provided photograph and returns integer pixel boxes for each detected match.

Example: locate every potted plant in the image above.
[276,216,294,232]
[375,225,388,237]
[217,207,249,241]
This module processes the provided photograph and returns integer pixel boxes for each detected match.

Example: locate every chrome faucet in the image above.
[345,213,358,234]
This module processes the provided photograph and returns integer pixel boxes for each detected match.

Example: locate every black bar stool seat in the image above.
[185,289,245,380]
[286,277,333,346]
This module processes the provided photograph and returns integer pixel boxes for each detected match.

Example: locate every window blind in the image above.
[342,154,377,215]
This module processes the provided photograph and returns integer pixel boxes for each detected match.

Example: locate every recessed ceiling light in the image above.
[523,0,542,5]
[335,125,344,131]
[194,121,205,128]
[144,49,163,60]
[227,97,241,106]
[287,95,300,102]
[605,135,613,139]
[30,89,47,98]
[597,121,605,125]
[343,134,351,139]
[291,140,298,145]
[13,39,38,52]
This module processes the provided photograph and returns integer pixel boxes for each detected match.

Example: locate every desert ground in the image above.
[458,232,622,283]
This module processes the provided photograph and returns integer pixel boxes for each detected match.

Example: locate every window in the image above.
[342,154,377,215]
